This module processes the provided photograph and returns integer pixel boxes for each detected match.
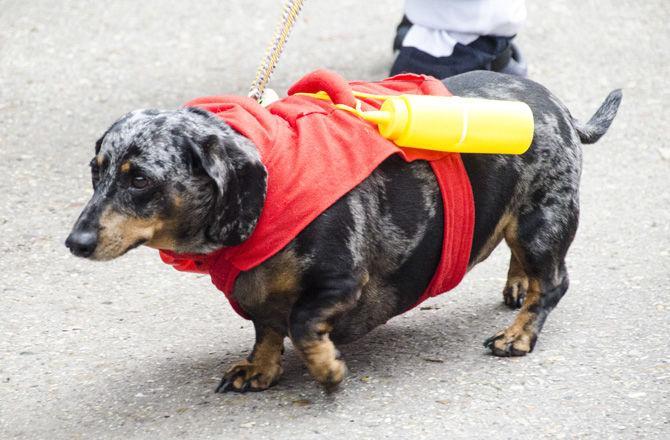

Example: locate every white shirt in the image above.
[402,0,527,57]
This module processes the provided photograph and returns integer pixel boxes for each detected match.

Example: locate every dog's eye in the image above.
[131,176,150,189]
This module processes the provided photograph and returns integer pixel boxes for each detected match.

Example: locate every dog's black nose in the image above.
[65,230,98,258]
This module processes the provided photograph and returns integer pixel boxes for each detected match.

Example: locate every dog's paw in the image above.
[484,327,537,357]
[309,358,347,392]
[215,359,283,393]
[296,339,348,391]
[502,276,528,309]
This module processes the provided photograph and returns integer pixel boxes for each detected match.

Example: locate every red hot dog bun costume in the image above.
[160,69,474,319]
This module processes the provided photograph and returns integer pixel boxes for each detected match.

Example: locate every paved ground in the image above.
[1,1,668,438]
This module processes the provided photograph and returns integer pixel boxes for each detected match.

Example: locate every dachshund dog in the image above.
[66,71,621,392]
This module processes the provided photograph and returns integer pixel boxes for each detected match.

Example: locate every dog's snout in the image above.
[65,230,98,258]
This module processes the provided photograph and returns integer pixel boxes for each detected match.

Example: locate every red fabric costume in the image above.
[160,70,474,319]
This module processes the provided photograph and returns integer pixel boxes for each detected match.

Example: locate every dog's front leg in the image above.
[288,272,364,391]
[216,324,285,393]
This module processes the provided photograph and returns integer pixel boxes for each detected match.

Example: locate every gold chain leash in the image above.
[248,0,306,102]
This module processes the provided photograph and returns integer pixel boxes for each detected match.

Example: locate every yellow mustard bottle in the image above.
[359,94,534,154]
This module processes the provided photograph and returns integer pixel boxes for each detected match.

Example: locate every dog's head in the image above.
[65,108,267,260]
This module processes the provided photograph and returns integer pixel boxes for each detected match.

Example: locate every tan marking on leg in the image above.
[294,335,346,388]
[501,216,530,307]
[502,253,530,308]
[314,322,332,334]
[468,212,513,270]
[489,278,542,356]
[251,329,284,365]
[289,300,356,388]
[503,215,524,263]
[96,155,104,166]
[286,273,366,389]
[221,329,285,391]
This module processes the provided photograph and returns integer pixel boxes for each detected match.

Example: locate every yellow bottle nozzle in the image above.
[358,110,391,125]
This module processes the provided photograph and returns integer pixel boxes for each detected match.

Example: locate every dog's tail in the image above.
[573,89,622,144]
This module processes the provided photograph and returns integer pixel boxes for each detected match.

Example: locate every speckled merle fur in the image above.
[67,71,621,391]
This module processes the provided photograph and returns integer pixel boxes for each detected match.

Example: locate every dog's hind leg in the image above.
[485,202,577,356]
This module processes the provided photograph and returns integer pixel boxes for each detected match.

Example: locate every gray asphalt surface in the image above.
[1,1,668,438]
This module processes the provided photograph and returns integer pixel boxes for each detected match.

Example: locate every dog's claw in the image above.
[215,367,279,393]
[215,372,251,394]
[215,377,234,393]
[483,333,504,348]
[503,284,526,309]
[491,345,512,357]
[215,370,249,393]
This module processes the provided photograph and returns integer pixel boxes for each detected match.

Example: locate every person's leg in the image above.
[391,0,528,78]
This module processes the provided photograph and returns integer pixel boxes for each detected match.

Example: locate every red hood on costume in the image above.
[160,69,474,319]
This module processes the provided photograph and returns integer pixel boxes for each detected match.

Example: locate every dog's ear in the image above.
[95,136,104,154]
[190,133,267,247]
[94,128,110,154]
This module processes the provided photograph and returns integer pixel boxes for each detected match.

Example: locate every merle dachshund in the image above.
[66,71,621,392]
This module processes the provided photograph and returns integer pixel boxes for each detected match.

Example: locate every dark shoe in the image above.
[391,35,527,79]
[393,15,412,52]
[491,42,527,77]
[391,35,512,79]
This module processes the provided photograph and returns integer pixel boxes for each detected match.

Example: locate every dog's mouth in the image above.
[87,236,149,261]
[127,238,148,251]
[85,221,157,261]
